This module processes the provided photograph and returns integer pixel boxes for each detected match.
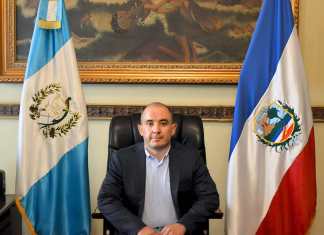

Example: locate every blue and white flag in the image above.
[16,1,91,234]
[226,0,316,234]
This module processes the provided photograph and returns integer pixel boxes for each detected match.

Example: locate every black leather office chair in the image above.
[92,113,223,235]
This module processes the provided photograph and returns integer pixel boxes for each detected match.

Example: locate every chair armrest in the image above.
[92,211,115,235]
[210,209,223,219]
[92,209,224,220]
[92,211,104,219]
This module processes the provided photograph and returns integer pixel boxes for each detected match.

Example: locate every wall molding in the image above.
[0,104,324,122]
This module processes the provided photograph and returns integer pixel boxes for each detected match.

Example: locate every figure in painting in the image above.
[16,0,261,62]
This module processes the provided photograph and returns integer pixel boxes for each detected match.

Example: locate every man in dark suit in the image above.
[98,102,219,235]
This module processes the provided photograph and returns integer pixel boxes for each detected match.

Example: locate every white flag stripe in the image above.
[227,27,313,235]
[17,39,88,197]
[47,1,58,21]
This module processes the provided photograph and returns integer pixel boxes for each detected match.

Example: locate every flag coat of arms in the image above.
[16,0,91,234]
[226,0,316,234]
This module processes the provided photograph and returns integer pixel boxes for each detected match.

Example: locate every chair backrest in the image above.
[107,113,206,169]
[100,113,217,235]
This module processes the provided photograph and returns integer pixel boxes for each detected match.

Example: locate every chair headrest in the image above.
[107,113,206,168]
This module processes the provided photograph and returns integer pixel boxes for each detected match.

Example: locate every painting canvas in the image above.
[0,0,298,83]
[16,0,261,63]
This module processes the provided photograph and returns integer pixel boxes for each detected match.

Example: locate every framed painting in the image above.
[0,0,299,84]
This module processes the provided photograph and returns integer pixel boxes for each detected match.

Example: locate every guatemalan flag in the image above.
[226,0,316,234]
[16,0,91,234]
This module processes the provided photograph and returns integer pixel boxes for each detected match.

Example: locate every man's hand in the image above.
[160,223,186,235]
[138,226,160,235]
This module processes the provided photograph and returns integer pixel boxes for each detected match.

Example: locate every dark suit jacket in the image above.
[98,141,219,235]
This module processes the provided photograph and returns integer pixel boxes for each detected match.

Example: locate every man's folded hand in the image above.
[160,223,186,235]
[138,226,161,235]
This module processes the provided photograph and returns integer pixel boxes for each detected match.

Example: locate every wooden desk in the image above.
[0,195,21,235]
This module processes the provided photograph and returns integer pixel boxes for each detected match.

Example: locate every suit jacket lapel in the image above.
[136,143,146,217]
[169,142,180,217]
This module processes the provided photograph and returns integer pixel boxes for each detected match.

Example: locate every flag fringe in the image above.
[15,197,38,235]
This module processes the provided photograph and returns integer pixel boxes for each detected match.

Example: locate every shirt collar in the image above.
[144,145,171,163]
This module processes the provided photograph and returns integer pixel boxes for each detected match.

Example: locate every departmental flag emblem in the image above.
[254,101,301,151]
[29,83,81,138]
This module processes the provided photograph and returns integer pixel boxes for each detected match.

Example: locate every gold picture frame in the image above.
[0,0,299,84]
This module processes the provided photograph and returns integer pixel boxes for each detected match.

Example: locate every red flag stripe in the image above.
[256,128,317,235]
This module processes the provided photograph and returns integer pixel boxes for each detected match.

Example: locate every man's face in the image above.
[138,105,176,153]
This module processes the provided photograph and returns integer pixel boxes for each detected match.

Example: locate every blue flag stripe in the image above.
[229,0,294,157]
[25,0,70,80]
[21,139,90,235]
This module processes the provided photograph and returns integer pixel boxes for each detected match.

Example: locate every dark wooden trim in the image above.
[87,105,235,121]
[0,104,324,122]
[0,104,20,117]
